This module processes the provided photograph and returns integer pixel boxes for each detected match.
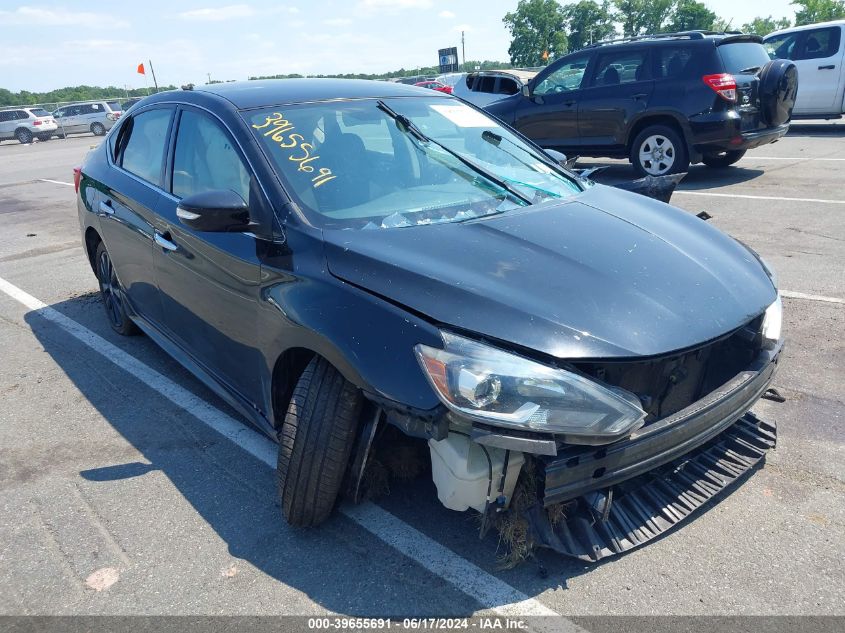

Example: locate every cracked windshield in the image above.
[247,97,581,229]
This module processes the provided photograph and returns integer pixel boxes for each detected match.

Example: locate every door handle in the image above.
[818,64,835,70]
[98,199,114,216]
[154,230,178,252]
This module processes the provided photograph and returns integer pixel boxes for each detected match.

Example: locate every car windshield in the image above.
[245,97,581,230]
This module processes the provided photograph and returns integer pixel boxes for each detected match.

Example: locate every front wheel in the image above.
[277,356,362,527]
[91,122,106,136]
[630,125,689,177]
[15,128,33,144]
[95,241,139,336]
[702,150,746,168]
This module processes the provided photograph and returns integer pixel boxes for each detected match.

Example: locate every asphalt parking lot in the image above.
[0,126,843,620]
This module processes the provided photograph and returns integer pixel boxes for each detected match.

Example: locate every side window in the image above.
[534,55,591,95]
[15,110,28,120]
[591,50,649,86]
[496,77,519,95]
[475,76,496,93]
[172,110,251,202]
[0,111,12,122]
[55,108,66,118]
[764,33,800,60]
[119,109,172,186]
[658,46,694,79]
[796,27,841,60]
[69,106,82,116]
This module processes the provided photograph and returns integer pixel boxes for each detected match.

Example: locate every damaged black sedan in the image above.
[76,79,782,562]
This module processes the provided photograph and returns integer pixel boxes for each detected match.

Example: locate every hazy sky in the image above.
[1,0,797,92]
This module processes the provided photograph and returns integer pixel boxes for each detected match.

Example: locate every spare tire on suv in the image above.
[758,59,798,127]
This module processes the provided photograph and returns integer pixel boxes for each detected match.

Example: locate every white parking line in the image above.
[39,178,74,187]
[742,156,845,162]
[0,275,562,620]
[781,290,845,305]
[674,191,845,205]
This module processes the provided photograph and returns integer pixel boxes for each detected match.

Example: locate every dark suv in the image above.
[485,32,798,176]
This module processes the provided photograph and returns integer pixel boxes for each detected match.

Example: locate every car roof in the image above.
[186,78,446,110]
[765,19,845,39]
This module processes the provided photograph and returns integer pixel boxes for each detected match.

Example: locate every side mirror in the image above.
[544,149,568,166]
[521,84,531,98]
[176,189,251,232]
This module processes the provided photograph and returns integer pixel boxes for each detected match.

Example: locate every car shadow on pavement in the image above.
[25,294,762,614]
[786,123,845,137]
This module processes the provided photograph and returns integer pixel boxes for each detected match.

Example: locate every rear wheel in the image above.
[91,122,106,136]
[277,356,363,527]
[15,128,33,144]
[95,241,139,336]
[702,150,746,168]
[630,125,689,177]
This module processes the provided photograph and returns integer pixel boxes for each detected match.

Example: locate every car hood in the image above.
[323,184,777,359]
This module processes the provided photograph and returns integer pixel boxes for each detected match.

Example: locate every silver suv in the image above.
[0,107,58,144]
[53,100,123,137]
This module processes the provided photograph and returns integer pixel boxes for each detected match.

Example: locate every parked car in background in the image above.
[0,106,58,143]
[435,72,465,89]
[75,80,782,562]
[485,32,798,175]
[452,69,537,108]
[53,100,123,137]
[122,97,144,111]
[414,80,452,94]
[763,20,845,119]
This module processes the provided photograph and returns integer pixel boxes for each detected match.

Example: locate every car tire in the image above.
[630,125,689,177]
[95,241,139,336]
[15,128,33,144]
[702,150,746,168]
[57,133,67,139]
[91,122,106,136]
[759,59,798,127]
[277,356,363,528]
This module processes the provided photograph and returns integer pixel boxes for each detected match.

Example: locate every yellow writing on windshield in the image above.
[252,113,336,188]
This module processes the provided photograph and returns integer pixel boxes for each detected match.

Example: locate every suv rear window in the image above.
[107,101,122,111]
[718,42,771,74]
[29,108,51,117]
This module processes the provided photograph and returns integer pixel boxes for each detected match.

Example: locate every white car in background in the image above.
[0,107,58,143]
[451,69,537,108]
[764,20,845,118]
[52,100,123,137]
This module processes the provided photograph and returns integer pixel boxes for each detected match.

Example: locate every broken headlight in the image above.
[761,295,782,349]
[415,332,646,442]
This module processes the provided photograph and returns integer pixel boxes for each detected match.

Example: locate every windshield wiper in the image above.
[481,129,564,173]
[376,100,532,205]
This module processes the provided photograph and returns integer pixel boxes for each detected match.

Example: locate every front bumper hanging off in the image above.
[526,412,777,562]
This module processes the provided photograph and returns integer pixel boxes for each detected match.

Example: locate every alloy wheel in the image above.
[97,250,124,329]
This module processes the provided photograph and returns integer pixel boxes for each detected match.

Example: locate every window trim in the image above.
[586,47,651,88]
[110,103,177,191]
[531,52,594,96]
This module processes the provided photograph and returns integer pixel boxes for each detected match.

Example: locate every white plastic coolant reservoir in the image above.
[428,433,524,513]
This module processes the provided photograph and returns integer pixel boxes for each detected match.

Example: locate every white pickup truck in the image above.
[764,19,845,119]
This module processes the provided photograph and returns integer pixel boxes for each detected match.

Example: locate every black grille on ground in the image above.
[526,412,776,562]
[574,317,764,422]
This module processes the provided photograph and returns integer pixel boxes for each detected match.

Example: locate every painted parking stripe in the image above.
[781,290,845,305]
[39,178,74,187]
[741,156,845,162]
[0,275,565,621]
[674,190,845,205]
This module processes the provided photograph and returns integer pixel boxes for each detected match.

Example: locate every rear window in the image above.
[107,101,122,111]
[29,108,51,117]
[718,42,771,74]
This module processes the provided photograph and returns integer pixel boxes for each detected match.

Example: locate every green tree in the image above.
[503,0,568,66]
[742,15,792,35]
[711,16,735,31]
[665,0,717,32]
[612,0,674,36]
[563,0,616,50]
[791,0,845,25]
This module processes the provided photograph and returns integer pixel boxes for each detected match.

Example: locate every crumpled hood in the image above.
[324,184,777,359]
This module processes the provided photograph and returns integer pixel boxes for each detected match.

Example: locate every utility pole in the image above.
[461,31,466,71]
[148,59,159,92]
[207,73,212,84]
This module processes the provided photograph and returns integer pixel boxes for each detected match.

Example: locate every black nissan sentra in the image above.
[76,79,783,561]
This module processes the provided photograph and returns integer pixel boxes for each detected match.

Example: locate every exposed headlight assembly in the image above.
[415,333,646,443]
[761,295,782,349]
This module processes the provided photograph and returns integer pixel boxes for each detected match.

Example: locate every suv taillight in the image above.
[33,120,42,125]
[703,73,737,102]
[73,167,81,193]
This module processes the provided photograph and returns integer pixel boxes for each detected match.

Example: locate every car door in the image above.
[64,105,83,133]
[512,52,593,149]
[766,26,844,113]
[152,105,266,408]
[577,47,654,150]
[98,105,175,329]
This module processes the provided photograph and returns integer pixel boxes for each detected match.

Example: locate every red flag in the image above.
[137,63,145,75]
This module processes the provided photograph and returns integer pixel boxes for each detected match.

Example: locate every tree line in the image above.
[503,0,845,66]
[0,85,176,108]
